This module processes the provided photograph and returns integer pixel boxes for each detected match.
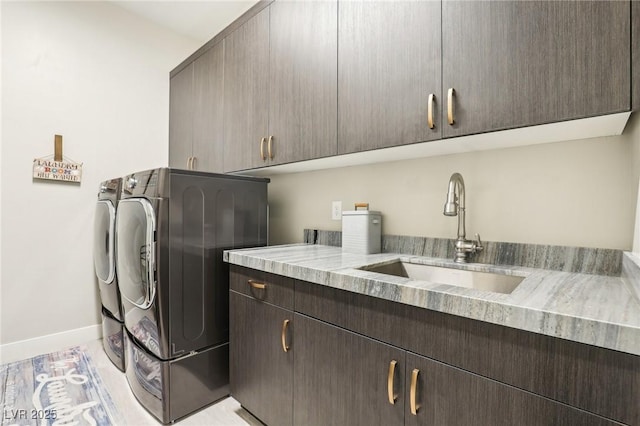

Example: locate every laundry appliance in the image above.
[93,177,126,371]
[115,168,269,424]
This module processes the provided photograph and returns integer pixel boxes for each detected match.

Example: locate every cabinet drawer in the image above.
[295,279,640,425]
[230,265,294,309]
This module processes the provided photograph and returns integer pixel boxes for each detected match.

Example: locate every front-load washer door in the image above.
[116,198,156,310]
[94,199,124,319]
[94,200,116,284]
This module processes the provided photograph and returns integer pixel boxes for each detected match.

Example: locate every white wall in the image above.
[0,1,199,346]
[268,113,640,250]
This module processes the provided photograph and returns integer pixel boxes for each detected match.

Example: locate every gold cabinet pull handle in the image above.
[191,156,197,170]
[187,156,192,170]
[267,135,274,159]
[248,279,266,290]
[260,137,266,161]
[387,360,398,405]
[281,319,290,352]
[427,93,435,129]
[447,88,455,125]
[410,368,420,415]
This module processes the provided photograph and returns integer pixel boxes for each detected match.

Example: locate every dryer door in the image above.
[94,200,116,284]
[116,198,156,309]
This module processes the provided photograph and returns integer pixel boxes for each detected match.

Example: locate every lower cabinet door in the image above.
[229,291,293,426]
[293,313,405,426]
[405,352,622,426]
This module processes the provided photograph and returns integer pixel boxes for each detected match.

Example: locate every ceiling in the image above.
[113,1,259,43]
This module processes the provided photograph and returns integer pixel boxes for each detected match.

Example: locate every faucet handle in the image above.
[474,233,484,252]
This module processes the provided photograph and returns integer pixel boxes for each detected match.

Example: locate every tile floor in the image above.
[83,339,262,426]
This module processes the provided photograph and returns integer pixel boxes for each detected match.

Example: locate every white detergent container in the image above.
[342,203,382,254]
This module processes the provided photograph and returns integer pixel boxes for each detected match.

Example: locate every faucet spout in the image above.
[443,172,466,239]
[443,172,482,263]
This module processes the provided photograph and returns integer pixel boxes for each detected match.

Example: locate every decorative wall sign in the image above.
[32,135,83,183]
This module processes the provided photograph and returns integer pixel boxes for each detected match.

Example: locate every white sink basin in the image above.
[360,261,524,294]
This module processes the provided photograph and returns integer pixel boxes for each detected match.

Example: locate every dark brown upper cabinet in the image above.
[442,1,631,138]
[338,1,442,155]
[268,0,338,166]
[169,63,193,170]
[223,8,270,173]
[192,43,224,172]
[224,1,337,172]
[169,42,224,172]
[173,0,635,174]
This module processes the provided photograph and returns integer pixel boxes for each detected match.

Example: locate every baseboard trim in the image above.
[0,324,102,364]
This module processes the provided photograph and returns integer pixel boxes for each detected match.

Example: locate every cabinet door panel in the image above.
[442,1,630,138]
[223,8,270,172]
[229,291,293,426]
[405,353,621,426]
[338,1,441,154]
[169,64,193,169]
[269,1,337,164]
[293,313,404,426]
[193,42,224,172]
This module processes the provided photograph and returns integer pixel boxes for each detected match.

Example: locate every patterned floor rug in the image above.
[0,345,122,426]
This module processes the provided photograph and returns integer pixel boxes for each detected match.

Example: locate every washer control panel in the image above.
[122,169,162,197]
[97,177,122,201]
[126,176,138,190]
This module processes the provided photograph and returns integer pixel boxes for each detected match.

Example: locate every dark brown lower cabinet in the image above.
[229,291,293,426]
[295,279,640,425]
[293,313,404,426]
[291,313,620,426]
[230,269,633,426]
[405,352,621,426]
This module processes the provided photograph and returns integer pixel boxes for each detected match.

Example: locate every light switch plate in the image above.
[332,201,342,221]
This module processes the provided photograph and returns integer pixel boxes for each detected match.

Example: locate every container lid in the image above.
[342,202,380,216]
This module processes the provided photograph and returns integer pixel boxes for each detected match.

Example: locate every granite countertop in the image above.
[224,244,640,357]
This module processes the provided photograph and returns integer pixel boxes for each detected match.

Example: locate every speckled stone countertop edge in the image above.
[225,244,640,357]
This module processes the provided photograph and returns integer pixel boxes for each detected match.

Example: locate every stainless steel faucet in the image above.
[443,173,483,263]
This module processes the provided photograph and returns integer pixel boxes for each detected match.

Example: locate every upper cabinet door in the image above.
[192,42,224,173]
[223,8,270,173]
[169,63,194,169]
[442,1,631,138]
[338,1,442,155]
[268,1,338,165]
